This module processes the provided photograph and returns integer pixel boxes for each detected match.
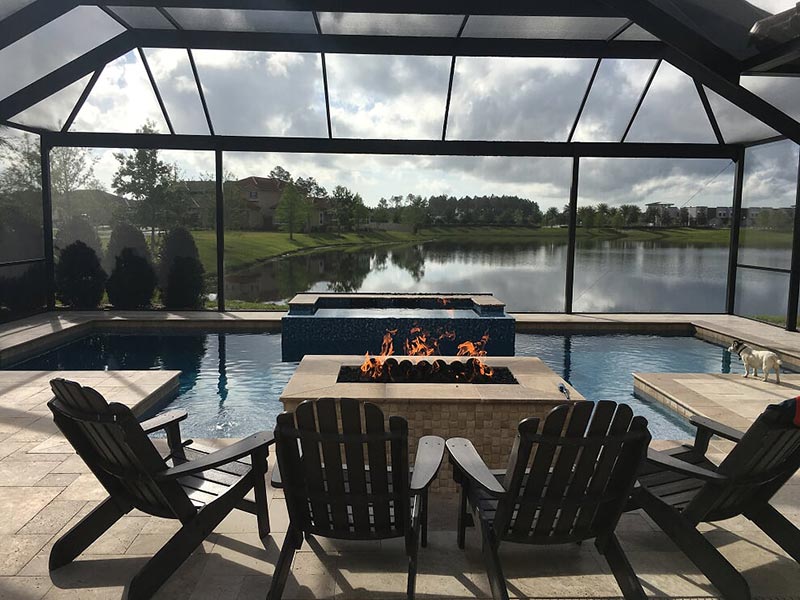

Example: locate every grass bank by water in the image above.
[193,226,793,274]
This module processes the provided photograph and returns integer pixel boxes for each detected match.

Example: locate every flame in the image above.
[456,332,493,377]
[359,327,494,381]
[359,329,396,379]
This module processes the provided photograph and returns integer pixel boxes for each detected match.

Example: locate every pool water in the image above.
[9,332,738,440]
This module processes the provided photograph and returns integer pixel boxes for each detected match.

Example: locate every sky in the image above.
[2,2,800,210]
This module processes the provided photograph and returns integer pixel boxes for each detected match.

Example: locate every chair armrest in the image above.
[446,438,505,496]
[140,410,188,434]
[410,436,445,493]
[645,448,728,483]
[689,415,745,443]
[157,431,274,480]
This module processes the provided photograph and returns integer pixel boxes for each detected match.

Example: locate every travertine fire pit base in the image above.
[280,355,583,492]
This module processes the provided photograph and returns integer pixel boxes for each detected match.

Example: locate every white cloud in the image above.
[71,51,167,134]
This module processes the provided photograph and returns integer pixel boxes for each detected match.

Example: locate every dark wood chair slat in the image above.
[450,401,651,600]
[630,400,800,600]
[270,398,444,600]
[47,378,272,600]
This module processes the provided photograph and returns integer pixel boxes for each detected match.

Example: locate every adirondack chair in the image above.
[47,378,273,600]
[268,397,445,600]
[630,397,800,600]
[447,401,651,600]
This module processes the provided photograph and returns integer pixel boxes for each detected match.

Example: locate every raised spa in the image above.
[281,292,515,361]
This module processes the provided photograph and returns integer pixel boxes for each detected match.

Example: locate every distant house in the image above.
[236,176,285,230]
[235,176,336,232]
[709,206,731,228]
[175,180,214,228]
[307,196,336,230]
[644,202,679,226]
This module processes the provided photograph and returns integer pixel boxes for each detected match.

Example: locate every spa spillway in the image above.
[280,293,515,361]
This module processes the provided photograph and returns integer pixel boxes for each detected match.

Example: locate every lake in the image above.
[223,239,791,315]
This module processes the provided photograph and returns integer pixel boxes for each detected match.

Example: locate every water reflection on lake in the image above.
[224,239,791,314]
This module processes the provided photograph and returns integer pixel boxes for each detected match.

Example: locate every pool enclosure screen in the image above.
[2,1,800,327]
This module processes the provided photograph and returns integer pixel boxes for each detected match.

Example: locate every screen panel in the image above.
[447,57,596,141]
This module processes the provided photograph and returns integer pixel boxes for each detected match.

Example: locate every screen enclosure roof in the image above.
[1,0,800,156]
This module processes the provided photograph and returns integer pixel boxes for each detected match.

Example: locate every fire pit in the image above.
[280,354,582,492]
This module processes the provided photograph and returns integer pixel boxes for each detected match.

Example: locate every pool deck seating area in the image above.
[1,312,800,598]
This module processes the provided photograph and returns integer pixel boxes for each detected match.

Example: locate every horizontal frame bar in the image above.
[76,1,623,17]
[736,263,792,275]
[131,29,665,58]
[0,257,46,269]
[42,132,741,159]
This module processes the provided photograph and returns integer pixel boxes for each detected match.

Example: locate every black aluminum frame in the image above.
[2,0,800,329]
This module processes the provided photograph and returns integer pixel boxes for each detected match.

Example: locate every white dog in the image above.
[727,339,782,383]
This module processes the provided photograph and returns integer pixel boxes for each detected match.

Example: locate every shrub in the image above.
[106,248,157,309]
[0,209,42,263]
[105,223,150,272]
[158,227,200,289]
[54,216,101,255]
[55,241,106,309]
[0,263,47,319]
[162,255,205,309]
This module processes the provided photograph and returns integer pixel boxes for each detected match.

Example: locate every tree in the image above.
[162,256,206,309]
[373,198,391,223]
[275,183,309,240]
[54,241,106,309]
[269,165,293,184]
[332,185,363,232]
[54,215,101,255]
[106,248,157,309]
[157,226,200,289]
[295,176,327,198]
[619,204,641,227]
[544,206,560,226]
[111,122,177,246]
[105,222,150,272]
[644,205,660,226]
[402,194,428,233]
[0,134,100,222]
[577,205,597,228]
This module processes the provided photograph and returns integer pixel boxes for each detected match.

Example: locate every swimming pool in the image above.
[8,332,736,440]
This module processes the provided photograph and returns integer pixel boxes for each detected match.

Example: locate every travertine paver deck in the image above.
[0,368,798,598]
[1,313,800,598]
[634,372,800,433]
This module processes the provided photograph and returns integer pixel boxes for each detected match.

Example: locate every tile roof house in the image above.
[236,176,285,230]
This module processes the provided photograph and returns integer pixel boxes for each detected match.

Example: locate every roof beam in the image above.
[0,0,78,52]
[740,37,800,75]
[0,32,136,122]
[74,1,623,17]
[42,131,739,160]
[600,0,800,144]
[598,0,739,80]
[129,29,665,59]
[665,47,800,145]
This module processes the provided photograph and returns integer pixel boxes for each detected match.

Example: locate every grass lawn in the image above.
[192,226,793,274]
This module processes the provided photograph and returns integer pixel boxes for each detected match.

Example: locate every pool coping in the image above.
[2,310,799,370]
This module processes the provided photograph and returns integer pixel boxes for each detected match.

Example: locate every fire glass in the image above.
[337,357,518,384]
